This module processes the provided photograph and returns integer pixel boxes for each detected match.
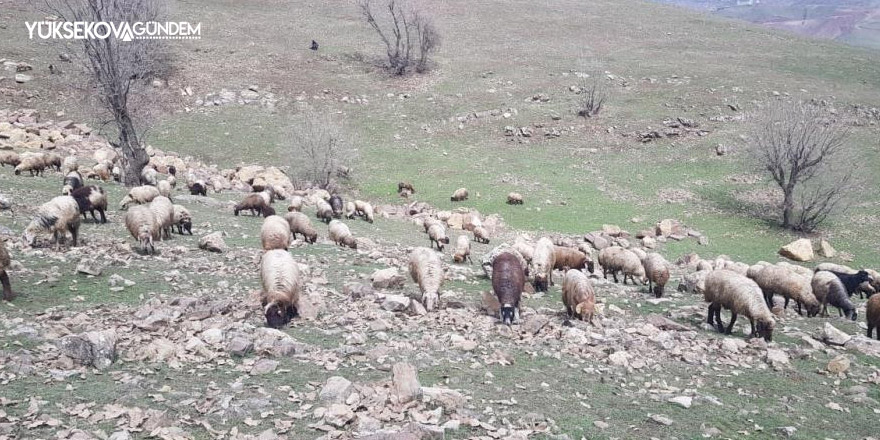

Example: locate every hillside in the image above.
[1,0,880,438]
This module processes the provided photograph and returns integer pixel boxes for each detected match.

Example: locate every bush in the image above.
[359,0,440,75]
[288,112,357,189]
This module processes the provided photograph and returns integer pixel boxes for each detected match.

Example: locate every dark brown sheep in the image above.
[493,252,526,325]
[234,193,274,217]
[867,294,880,340]
[553,246,594,273]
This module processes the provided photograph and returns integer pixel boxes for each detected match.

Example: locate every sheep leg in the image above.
[648,279,653,295]
[612,271,619,283]
[763,293,773,309]
[783,297,790,310]
[1,272,14,301]
[748,318,757,338]
[565,305,573,318]
[69,224,79,247]
[795,301,803,316]
[724,312,738,335]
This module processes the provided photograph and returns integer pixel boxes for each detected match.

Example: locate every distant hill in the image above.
[654,0,880,49]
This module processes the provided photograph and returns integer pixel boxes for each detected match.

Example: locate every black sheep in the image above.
[827,270,874,298]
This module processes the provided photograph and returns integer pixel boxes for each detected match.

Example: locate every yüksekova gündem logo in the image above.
[26,21,201,41]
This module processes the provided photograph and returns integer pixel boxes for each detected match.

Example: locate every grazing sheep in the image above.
[157,180,173,199]
[0,151,21,168]
[398,182,415,194]
[120,185,160,210]
[354,200,375,223]
[124,204,159,254]
[513,237,535,264]
[172,205,192,235]
[260,249,302,328]
[598,246,645,285]
[696,260,714,272]
[409,247,444,311]
[703,270,775,341]
[473,225,490,244]
[749,265,820,316]
[234,193,275,217]
[71,185,108,224]
[344,201,356,219]
[261,215,293,251]
[452,235,473,264]
[642,253,671,298]
[813,265,874,299]
[0,239,13,301]
[493,252,525,325]
[44,153,62,172]
[287,195,304,212]
[24,196,81,249]
[867,294,880,340]
[189,180,208,196]
[62,170,84,194]
[284,212,318,244]
[328,219,357,249]
[450,187,468,202]
[14,154,46,176]
[553,246,594,273]
[148,196,175,240]
[427,223,450,251]
[315,198,334,224]
[329,194,344,218]
[91,162,111,182]
[562,269,596,323]
[722,260,750,276]
[507,192,523,205]
[814,263,855,274]
[399,188,413,199]
[812,271,858,320]
[141,165,158,186]
[61,156,78,174]
[423,217,442,233]
[629,247,647,261]
[776,261,813,278]
[530,237,556,292]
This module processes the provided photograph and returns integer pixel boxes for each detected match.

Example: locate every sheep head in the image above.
[499,304,516,325]
[575,302,594,323]
[264,300,294,329]
[755,318,774,342]
[138,225,155,254]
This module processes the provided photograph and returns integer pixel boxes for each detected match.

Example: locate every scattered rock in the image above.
[392,362,421,404]
[522,315,549,335]
[649,414,673,426]
[822,323,851,346]
[57,329,117,369]
[198,232,227,253]
[251,358,279,375]
[778,426,797,437]
[382,294,411,312]
[779,239,813,262]
[766,349,790,370]
[14,73,32,83]
[324,403,355,428]
[668,396,692,409]
[371,268,405,289]
[817,240,836,258]
[593,420,610,429]
[226,336,253,356]
[75,259,104,276]
[826,355,850,374]
[320,376,353,404]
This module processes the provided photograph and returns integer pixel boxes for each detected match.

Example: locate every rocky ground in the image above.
[1,110,880,440]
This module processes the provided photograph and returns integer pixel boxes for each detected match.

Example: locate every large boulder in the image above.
[57,329,118,369]
[779,239,814,262]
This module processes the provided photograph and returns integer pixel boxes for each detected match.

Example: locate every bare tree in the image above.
[577,74,606,118]
[359,0,440,75]
[749,101,854,231]
[45,0,170,186]
[289,112,357,189]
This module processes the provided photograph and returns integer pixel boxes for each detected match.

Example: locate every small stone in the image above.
[251,358,279,375]
[226,336,253,356]
[822,322,851,346]
[14,73,32,83]
[320,376,353,404]
[608,350,629,367]
[766,349,789,369]
[593,420,610,429]
[649,414,673,426]
[57,329,117,369]
[779,238,813,262]
[324,404,354,428]
[199,232,227,253]
[201,328,224,345]
[522,315,549,335]
[381,294,410,311]
[778,426,797,437]
[826,355,850,374]
[371,268,405,289]
[668,396,692,409]
[817,240,836,258]
[392,362,421,404]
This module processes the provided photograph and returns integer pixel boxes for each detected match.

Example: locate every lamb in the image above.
[91,162,111,181]
[450,188,469,202]
[233,193,275,217]
[71,185,108,224]
[553,246,594,273]
[124,204,159,254]
[750,265,820,317]
[812,271,858,320]
[473,225,490,244]
[598,246,645,285]
[354,200,374,223]
[0,151,20,168]
[14,154,46,176]
[530,237,556,292]
[23,196,81,249]
[344,201,356,219]
[642,253,671,298]
[492,252,525,325]
[328,219,357,249]
[120,185,160,209]
[61,155,78,174]
[284,212,318,244]
[287,195,304,212]
[398,182,415,194]
[148,196,175,240]
[867,294,880,340]
[703,270,775,341]
[157,180,173,199]
[562,269,596,323]
[409,247,444,311]
[260,249,302,328]
[507,192,523,205]
[0,239,13,301]
[452,235,473,264]
[172,205,192,235]
[261,215,293,251]
[189,180,208,196]
[315,198,334,224]
[427,223,450,251]
[141,165,158,186]
[329,194,344,218]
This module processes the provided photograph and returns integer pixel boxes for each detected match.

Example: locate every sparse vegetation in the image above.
[358,0,441,75]
[577,74,606,118]
[748,101,854,232]
[288,111,357,189]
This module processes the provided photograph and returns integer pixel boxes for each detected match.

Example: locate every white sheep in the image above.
[452,235,472,264]
[148,196,175,240]
[120,185,161,210]
[530,237,556,292]
[703,270,775,341]
[749,265,820,316]
[427,223,450,251]
[450,188,468,202]
[328,219,357,249]
[409,247,444,311]
[124,204,159,254]
[261,215,293,251]
[24,196,81,249]
[284,212,318,244]
[261,249,302,328]
[172,204,192,235]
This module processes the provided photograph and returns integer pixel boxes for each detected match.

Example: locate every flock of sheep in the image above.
[2,155,880,345]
